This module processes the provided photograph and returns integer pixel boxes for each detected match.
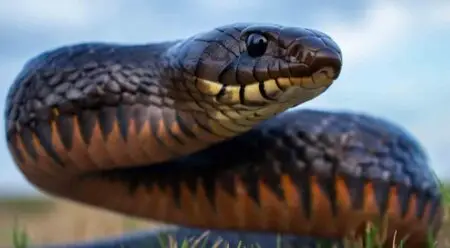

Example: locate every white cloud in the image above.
[428,2,450,24]
[316,0,450,66]
[0,0,119,28]
[318,0,412,66]
[192,0,261,12]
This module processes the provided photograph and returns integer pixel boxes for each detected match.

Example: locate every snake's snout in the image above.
[311,49,342,80]
[285,30,342,81]
[305,43,343,87]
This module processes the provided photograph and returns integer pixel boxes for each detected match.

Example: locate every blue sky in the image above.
[0,0,449,196]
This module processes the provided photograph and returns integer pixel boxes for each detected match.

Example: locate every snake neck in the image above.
[6,41,281,168]
[102,42,302,144]
[6,40,311,169]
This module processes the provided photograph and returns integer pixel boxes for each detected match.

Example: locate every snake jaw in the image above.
[181,73,336,131]
[193,67,336,105]
[171,77,332,137]
[189,77,328,115]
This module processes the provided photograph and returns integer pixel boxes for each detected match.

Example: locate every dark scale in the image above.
[35,121,64,166]
[55,115,74,150]
[371,180,391,216]
[116,105,132,142]
[97,107,116,141]
[161,107,185,145]
[77,109,97,145]
[131,104,151,135]
[7,135,24,163]
[259,159,285,202]
[415,191,430,220]
[147,105,171,149]
[396,183,412,218]
[317,176,338,216]
[201,173,219,210]
[342,175,365,210]
[19,127,38,161]
[287,166,313,219]
[174,111,197,139]
[218,171,238,198]
[239,163,263,206]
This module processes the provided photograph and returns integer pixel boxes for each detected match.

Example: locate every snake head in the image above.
[167,23,342,119]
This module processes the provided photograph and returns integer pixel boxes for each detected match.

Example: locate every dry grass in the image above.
[0,191,449,247]
[0,196,167,247]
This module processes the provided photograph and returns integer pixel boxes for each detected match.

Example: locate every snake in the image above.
[4,23,444,248]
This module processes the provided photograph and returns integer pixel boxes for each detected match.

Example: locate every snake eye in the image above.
[245,33,268,57]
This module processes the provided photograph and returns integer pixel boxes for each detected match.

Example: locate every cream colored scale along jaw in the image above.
[192,69,336,136]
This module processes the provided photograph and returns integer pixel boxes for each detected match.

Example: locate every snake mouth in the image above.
[194,67,336,109]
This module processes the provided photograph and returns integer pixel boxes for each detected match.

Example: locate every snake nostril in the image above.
[310,49,343,79]
[287,43,302,59]
[287,36,328,64]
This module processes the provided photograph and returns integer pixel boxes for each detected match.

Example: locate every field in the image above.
[0,187,449,248]
[0,195,168,247]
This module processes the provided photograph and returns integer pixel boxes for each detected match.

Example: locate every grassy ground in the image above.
[0,195,167,247]
[1,185,449,248]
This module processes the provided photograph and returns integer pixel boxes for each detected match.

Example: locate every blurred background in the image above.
[0,0,449,246]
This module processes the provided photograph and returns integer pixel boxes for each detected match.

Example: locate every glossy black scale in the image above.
[56,115,74,150]
[20,127,38,161]
[35,121,63,165]
[97,107,116,141]
[77,110,97,145]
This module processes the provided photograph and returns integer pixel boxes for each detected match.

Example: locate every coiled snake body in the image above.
[4,23,443,247]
